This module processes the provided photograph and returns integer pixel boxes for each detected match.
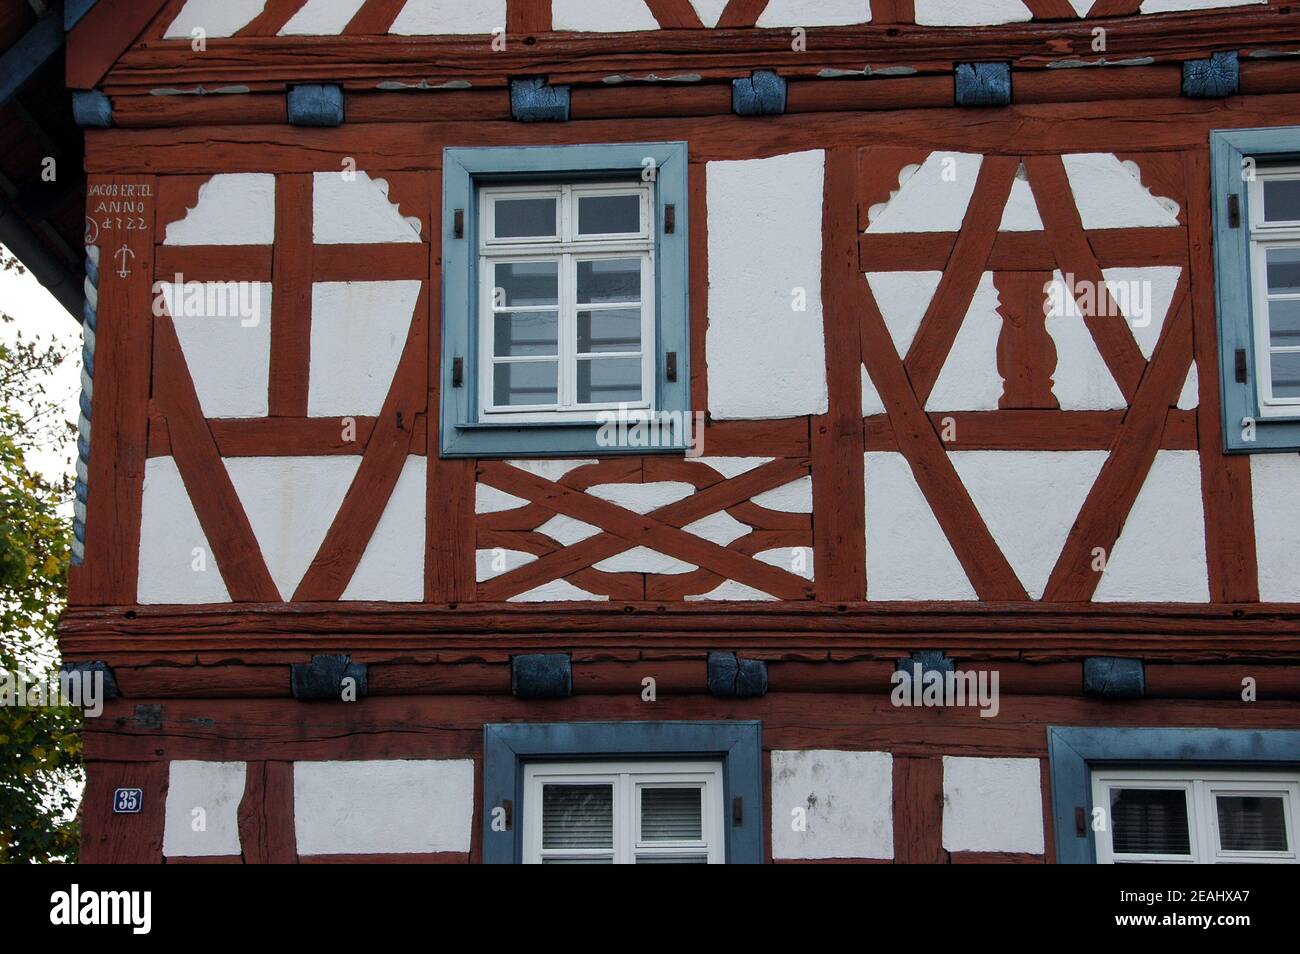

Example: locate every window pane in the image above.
[543,858,615,863]
[542,784,613,850]
[1110,788,1191,855]
[493,197,556,238]
[1266,247,1300,295]
[493,361,557,407]
[1263,178,1300,223]
[494,311,558,357]
[1216,795,1289,852]
[635,855,708,864]
[494,261,558,308]
[577,357,642,404]
[1268,298,1300,347]
[641,787,702,841]
[578,194,641,235]
[1270,352,1300,398]
[577,258,641,305]
[578,309,641,354]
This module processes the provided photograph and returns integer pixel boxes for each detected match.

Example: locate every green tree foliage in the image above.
[0,249,81,863]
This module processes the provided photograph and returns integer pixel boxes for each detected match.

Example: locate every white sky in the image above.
[0,242,82,484]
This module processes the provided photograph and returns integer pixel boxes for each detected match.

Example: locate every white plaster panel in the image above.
[927,271,1003,411]
[389,0,506,34]
[138,458,232,604]
[226,456,361,600]
[163,174,275,245]
[552,0,660,31]
[506,458,599,481]
[1046,269,1127,411]
[475,484,527,513]
[707,151,828,419]
[682,510,751,546]
[312,172,422,244]
[999,175,1044,231]
[163,282,272,418]
[771,750,893,860]
[307,280,420,416]
[586,481,695,513]
[751,475,813,513]
[757,546,814,580]
[1102,266,1181,359]
[950,450,1108,600]
[915,0,1032,25]
[342,456,425,600]
[537,514,603,545]
[509,579,609,601]
[686,456,774,479]
[862,271,941,415]
[163,760,246,857]
[1176,364,1199,410]
[1062,154,1181,229]
[1251,453,1300,601]
[475,547,539,582]
[1094,450,1209,602]
[164,0,266,38]
[280,0,368,34]
[594,548,697,574]
[688,0,730,26]
[294,759,474,855]
[865,451,976,600]
[942,756,1045,854]
[685,580,777,601]
[756,0,873,27]
[866,152,982,232]
[1068,0,1093,13]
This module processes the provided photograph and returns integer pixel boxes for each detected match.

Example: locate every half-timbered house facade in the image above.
[63,0,1300,864]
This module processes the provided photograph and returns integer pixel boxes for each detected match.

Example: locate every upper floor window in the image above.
[1210,127,1300,451]
[1246,165,1300,418]
[479,182,655,422]
[440,143,689,458]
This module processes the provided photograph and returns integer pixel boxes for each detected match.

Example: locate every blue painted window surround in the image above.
[1211,127,1300,451]
[440,143,690,457]
[482,721,763,864]
[1046,726,1300,864]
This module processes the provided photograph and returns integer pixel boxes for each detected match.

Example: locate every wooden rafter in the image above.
[153,312,280,602]
[904,155,1019,406]
[476,457,816,601]
[1042,276,1193,601]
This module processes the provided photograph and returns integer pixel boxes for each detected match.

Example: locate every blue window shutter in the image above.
[440,142,691,457]
[1211,127,1300,452]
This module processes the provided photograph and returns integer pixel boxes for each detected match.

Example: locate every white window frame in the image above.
[1247,163,1300,419]
[522,759,724,864]
[478,181,656,424]
[1092,766,1300,864]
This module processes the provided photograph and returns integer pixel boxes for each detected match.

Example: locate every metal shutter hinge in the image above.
[1228,193,1240,229]
[452,356,464,388]
[1235,348,1248,384]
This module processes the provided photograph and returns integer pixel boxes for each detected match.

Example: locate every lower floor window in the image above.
[523,760,724,864]
[1091,767,1299,864]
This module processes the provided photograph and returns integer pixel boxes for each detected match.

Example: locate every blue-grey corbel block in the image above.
[896,650,955,679]
[291,654,368,700]
[512,653,572,698]
[1083,657,1145,699]
[510,78,571,122]
[1182,51,1239,99]
[58,660,119,701]
[732,70,787,116]
[287,84,345,126]
[707,651,768,698]
[71,90,112,127]
[955,62,1012,107]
